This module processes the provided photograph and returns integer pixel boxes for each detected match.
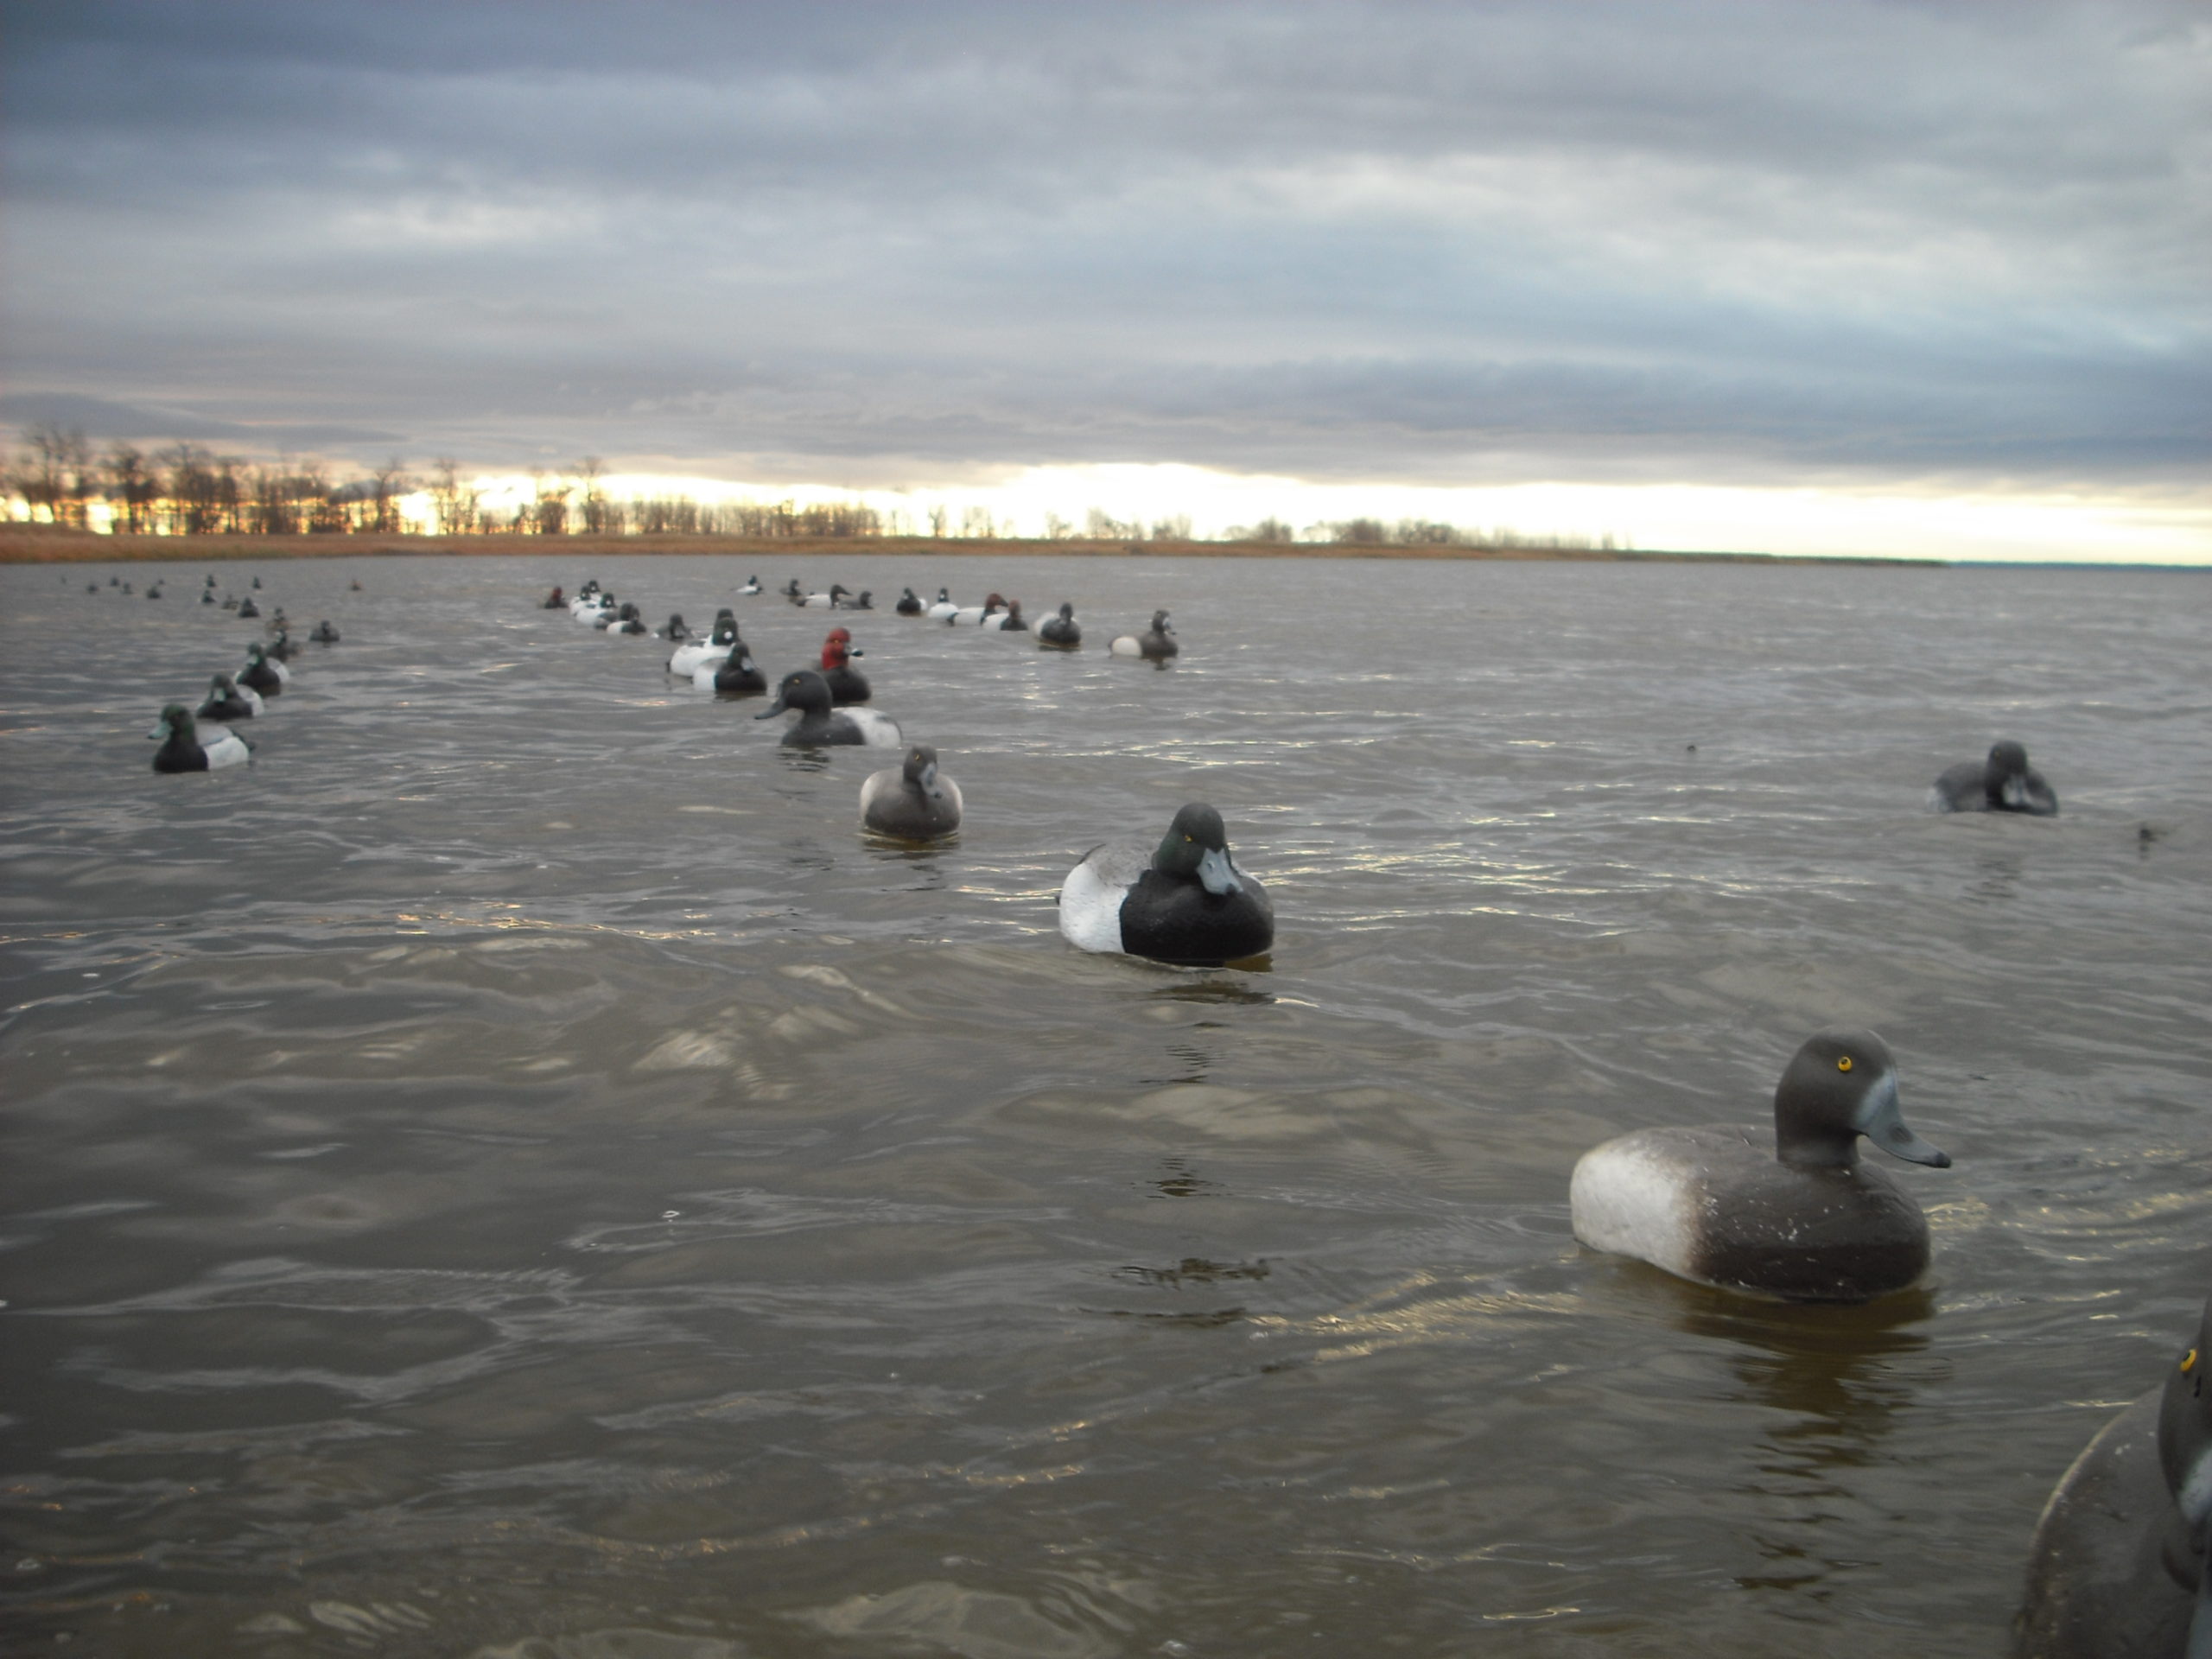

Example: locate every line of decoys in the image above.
[561,578,2189,1648]
[142,573,344,772]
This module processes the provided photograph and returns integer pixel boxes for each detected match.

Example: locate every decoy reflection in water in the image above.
[1934,740,2059,816]
[1569,1030,1951,1303]
[861,744,963,840]
[1058,803,1274,967]
[2016,1292,2212,1659]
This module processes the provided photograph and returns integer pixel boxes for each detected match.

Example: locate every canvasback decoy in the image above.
[982,599,1028,632]
[1058,803,1274,966]
[150,703,251,772]
[754,670,901,747]
[861,744,963,840]
[1934,741,2058,816]
[1569,1030,1952,1302]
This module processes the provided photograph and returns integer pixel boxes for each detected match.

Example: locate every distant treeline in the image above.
[3,422,1625,550]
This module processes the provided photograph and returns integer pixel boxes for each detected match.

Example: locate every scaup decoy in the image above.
[150,703,251,772]
[309,620,340,645]
[1058,803,1274,966]
[238,643,288,696]
[820,627,871,704]
[1569,1030,1951,1303]
[1935,740,2058,816]
[894,588,924,616]
[861,744,963,839]
[605,601,648,635]
[1110,610,1178,661]
[669,611,738,677]
[754,670,901,747]
[706,637,767,696]
[196,672,262,721]
[236,596,259,619]
[1038,603,1081,649]
[660,613,692,642]
[2015,1293,2212,1657]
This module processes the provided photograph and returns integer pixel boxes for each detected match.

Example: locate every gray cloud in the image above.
[3,0,2205,497]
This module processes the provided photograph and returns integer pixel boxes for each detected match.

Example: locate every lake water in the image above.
[3,551,2209,1657]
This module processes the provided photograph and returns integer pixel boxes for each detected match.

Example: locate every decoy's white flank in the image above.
[1058,803,1274,966]
[1568,1029,1951,1302]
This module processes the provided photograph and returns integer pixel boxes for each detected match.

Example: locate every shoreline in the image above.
[0,527,1936,567]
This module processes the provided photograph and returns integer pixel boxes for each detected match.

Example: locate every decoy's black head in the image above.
[903,745,944,798]
[1987,741,2030,779]
[902,588,918,601]
[757,669,833,719]
[1058,603,1075,620]
[149,702,192,739]
[245,644,267,663]
[1153,803,1241,895]
[1772,1028,1950,1172]
[1151,610,1173,632]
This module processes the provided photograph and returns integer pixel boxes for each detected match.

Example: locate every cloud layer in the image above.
[3,0,2207,503]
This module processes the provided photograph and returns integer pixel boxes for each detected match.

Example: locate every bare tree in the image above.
[369,458,410,535]
[103,443,159,534]
[428,458,479,536]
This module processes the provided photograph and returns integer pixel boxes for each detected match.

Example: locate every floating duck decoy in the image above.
[659,613,692,641]
[251,575,261,588]
[1039,602,1081,649]
[754,669,902,747]
[238,642,289,696]
[309,620,340,645]
[820,627,871,704]
[606,602,648,636]
[1110,610,1178,661]
[924,588,958,621]
[196,672,262,721]
[149,703,251,772]
[237,597,260,620]
[841,589,874,611]
[670,611,739,676]
[543,586,566,608]
[803,583,852,610]
[703,632,766,696]
[861,744,962,839]
[146,583,162,601]
[1058,803,1274,966]
[1934,740,2059,816]
[1569,1030,1952,1302]
[894,587,924,616]
[739,575,762,595]
[200,585,216,604]
[2015,1292,2212,1658]
[982,599,1028,632]
[950,592,1007,626]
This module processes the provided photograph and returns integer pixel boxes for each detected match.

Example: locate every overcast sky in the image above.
[3,1,2207,556]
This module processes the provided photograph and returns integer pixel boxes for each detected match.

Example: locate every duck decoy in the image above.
[2015,1292,2212,1658]
[861,744,962,839]
[1569,1030,1952,1302]
[238,642,288,696]
[820,627,871,704]
[1058,803,1274,966]
[1110,609,1178,661]
[195,672,262,721]
[308,620,340,645]
[1038,603,1081,648]
[924,588,958,621]
[1934,740,2058,816]
[670,611,739,676]
[149,703,251,772]
[754,670,901,747]
[894,587,924,616]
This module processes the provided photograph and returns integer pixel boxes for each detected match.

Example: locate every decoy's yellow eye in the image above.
[2184,1349,2198,1375]
[1837,1057,1853,1073]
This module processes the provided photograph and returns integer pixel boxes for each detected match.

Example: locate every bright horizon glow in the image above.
[434,464,2209,564]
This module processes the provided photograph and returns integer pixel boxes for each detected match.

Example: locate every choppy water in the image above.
[3,551,2209,1657]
